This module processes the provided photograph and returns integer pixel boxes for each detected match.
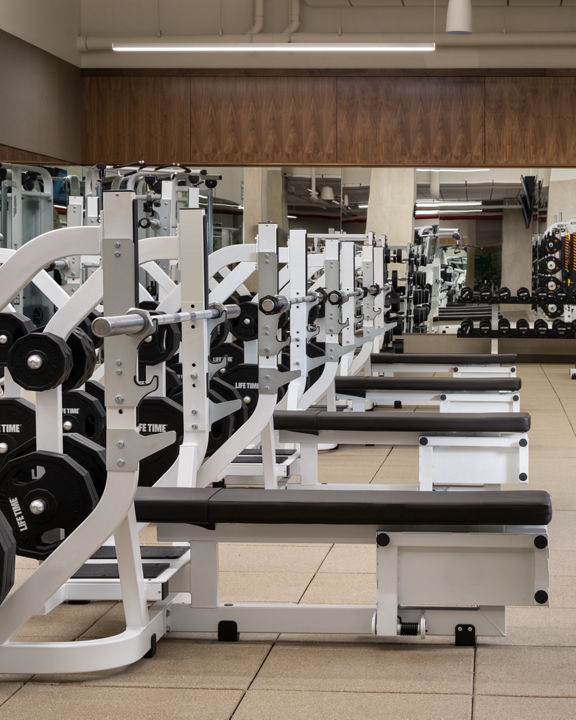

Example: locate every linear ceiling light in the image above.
[416,168,490,173]
[112,42,436,53]
[416,200,482,208]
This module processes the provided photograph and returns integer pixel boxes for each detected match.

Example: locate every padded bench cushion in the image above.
[370,353,517,365]
[273,410,530,433]
[335,377,522,394]
[135,487,552,527]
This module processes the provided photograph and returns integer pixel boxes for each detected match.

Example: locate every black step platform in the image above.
[370,353,517,365]
[335,377,521,395]
[91,546,188,560]
[272,410,530,433]
[73,563,170,580]
[135,487,552,527]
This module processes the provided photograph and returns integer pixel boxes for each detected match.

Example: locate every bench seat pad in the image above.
[370,353,517,365]
[273,409,530,433]
[135,487,551,526]
[335,377,521,394]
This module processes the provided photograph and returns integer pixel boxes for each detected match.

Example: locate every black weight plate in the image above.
[62,328,97,391]
[84,379,105,406]
[0,451,98,559]
[210,319,231,351]
[542,301,563,319]
[137,396,183,487]
[62,389,106,445]
[546,277,562,293]
[0,312,36,366]
[540,256,562,275]
[460,287,474,302]
[305,341,325,390]
[8,332,73,391]
[230,302,258,342]
[210,342,244,369]
[459,320,474,337]
[78,311,104,350]
[220,363,289,418]
[206,387,235,457]
[210,376,249,429]
[542,235,561,254]
[0,398,36,471]
[138,321,181,366]
[165,366,182,398]
[63,433,107,497]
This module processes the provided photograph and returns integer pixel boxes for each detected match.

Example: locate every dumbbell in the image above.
[459,319,474,336]
[498,287,512,302]
[459,287,474,302]
[498,318,511,336]
[479,286,493,302]
[516,319,530,336]
[517,287,531,302]
[479,320,492,336]
[534,319,549,336]
[412,288,430,305]
[552,319,568,337]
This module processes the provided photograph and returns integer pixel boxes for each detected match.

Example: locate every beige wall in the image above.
[0,31,81,162]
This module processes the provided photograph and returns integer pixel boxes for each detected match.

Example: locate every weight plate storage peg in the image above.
[8,332,73,391]
[62,390,107,445]
[0,312,36,366]
[0,451,98,559]
[62,327,97,391]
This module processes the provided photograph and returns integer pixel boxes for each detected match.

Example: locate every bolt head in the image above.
[0,334,8,345]
[63,420,73,432]
[116,458,126,467]
[26,353,43,370]
[116,440,125,448]
[0,443,8,454]
[144,335,153,343]
[243,396,252,405]
[114,395,124,404]
[242,318,251,326]
[29,499,46,515]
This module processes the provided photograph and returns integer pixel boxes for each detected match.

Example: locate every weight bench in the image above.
[335,376,522,413]
[370,353,517,378]
[136,486,551,644]
[273,410,530,490]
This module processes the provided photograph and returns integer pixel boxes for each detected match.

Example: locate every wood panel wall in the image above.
[0,144,71,165]
[82,71,576,167]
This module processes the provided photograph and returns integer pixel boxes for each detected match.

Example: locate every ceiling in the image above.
[2,0,576,69]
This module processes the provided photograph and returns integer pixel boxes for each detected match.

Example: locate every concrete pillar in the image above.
[366,168,416,245]
[242,167,288,245]
[547,177,576,226]
[501,210,533,292]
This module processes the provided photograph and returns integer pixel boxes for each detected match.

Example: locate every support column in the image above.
[242,167,288,245]
[547,173,576,225]
[366,168,416,244]
[501,210,533,292]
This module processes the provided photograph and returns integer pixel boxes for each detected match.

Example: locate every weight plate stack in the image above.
[62,389,107,445]
[8,332,73,391]
[139,321,181,366]
[0,312,36,366]
[0,451,98,559]
[62,327,97,391]
[230,302,259,342]
[0,397,36,471]
[137,397,184,487]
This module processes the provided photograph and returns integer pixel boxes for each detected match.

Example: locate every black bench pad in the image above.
[370,353,517,365]
[135,487,551,527]
[273,410,530,433]
[335,377,522,394]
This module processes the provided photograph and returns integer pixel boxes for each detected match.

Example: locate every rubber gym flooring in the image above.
[1,363,575,719]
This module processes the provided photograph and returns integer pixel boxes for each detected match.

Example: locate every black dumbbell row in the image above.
[458,317,575,339]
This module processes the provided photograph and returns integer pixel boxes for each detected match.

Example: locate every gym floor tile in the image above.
[33,638,271,690]
[0,685,242,720]
[0,684,28,706]
[219,571,314,603]
[318,543,376,574]
[232,689,472,720]
[318,455,383,484]
[299,572,376,605]
[486,607,576,646]
[13,601,115,642]
[473,695,576,720]
[218,544,329,574]
[549,576,576,608]
[14,556,38,570]
[251,643,473,694]
[324,444,392,458]
[76,602,125,640]
[475,646,576,696]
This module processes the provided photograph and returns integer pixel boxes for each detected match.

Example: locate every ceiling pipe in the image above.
[77,32,576,51]
[248,0,265,36]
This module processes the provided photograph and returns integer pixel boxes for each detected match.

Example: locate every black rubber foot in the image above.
[144,633,157,658]
[66,600,92,605]
[455,624,476,646]
[218,620,239,642]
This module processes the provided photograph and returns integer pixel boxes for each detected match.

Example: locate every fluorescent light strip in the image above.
[358,204,369,209]
[416,200,482,208]
[113,42,436,53]
[415,209,483,216]
[416,168,490,173]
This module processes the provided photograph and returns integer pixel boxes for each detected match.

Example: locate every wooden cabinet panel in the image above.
[485,77,576,166]
[189,77,337,164]
[83,77,190,164]
[337,77,485,165]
